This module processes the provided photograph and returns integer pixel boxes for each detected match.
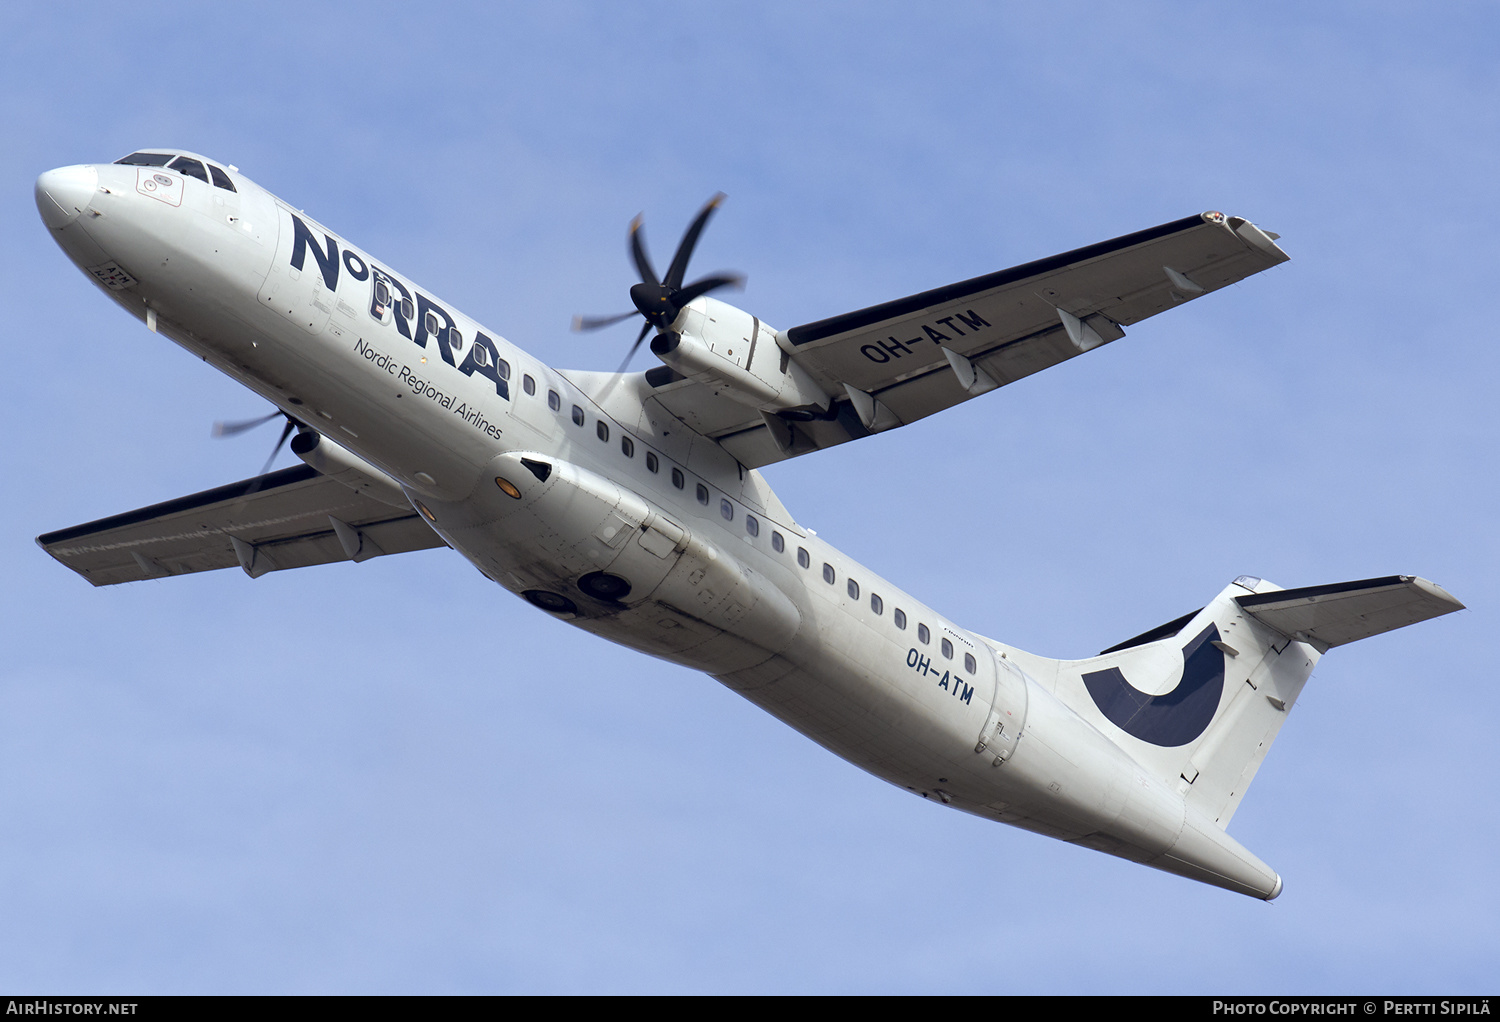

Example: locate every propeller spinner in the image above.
[573,193,744,372]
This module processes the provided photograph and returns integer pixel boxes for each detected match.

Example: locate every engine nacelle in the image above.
[653,297,829,414]
[290,430,412,509]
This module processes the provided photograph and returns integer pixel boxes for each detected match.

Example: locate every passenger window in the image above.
[646,452,659,473]
[941,638,954,659]
[846,578,859,600]
[894,608,907,629]
[771,531,784,553]
[523,375,536,396]
[571,405,585,426]
[471,341,488,365]
[870,593,883,615]
[547,390,560,411]
[208,164,237,192]
[671,468,685,489]
[918,624,930,644]
[496,359,510,379]
[596,420,609,442]
[720,498,733,521]
[822,563,835,585]
[167,156,209,183]
[425,312,441,336]
[621,436,634,457]
[696,483,710,505]
[450,329,464,352]
[745,515,759,537]
[964,652,977,673]
[797,547,810,569]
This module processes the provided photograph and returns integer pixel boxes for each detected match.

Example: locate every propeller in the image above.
[573,193,744,372]
[212,409,301,476]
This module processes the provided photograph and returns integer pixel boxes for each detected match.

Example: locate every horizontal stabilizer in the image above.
[38,465,446,586]
[1235,575,1463,649]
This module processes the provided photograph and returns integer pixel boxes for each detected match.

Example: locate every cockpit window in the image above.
[168,157,209,184]
[115,152,174,167]
[114,152,238,192]
[208,165,237,192]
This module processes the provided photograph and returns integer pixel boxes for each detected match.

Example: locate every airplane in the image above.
[33,150,1464,900]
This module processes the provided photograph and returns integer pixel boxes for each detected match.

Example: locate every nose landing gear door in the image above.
[975,653,1029,766]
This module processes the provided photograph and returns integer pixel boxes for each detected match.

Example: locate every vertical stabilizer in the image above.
[1050,575,1462,828]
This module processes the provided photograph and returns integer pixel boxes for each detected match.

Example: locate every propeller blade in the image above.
[663,193,725,291]
[258,418,298,476]
[594,194,741,375]
[227,416,301,508]
[572,310,639,333]
[672,272,745,308]
[629,215,659,290]
[212,410,281,438]
[615,319,654,374]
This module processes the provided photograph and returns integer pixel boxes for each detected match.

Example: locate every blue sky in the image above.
[2,1,1495,994]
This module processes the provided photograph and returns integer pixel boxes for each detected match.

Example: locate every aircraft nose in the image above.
[36,165,99,230]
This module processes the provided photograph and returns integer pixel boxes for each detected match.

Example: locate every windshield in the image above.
[114,152,174,167]
[167,156,209,184]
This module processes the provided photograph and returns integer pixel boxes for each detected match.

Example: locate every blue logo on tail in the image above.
[1082,624,1225,747]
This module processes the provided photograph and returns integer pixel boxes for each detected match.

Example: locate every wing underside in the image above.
[640,212,1287,468]
[38,465,446,586]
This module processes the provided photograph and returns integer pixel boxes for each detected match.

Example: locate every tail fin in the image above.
[1051,575,1463,828]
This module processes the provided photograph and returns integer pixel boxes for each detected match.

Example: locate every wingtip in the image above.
[1409,576,1467,613]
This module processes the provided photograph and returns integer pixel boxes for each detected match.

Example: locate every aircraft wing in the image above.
[646,211,1288,468]
[38,465,447,586]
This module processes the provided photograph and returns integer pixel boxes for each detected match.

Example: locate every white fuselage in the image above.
[38,155,1284,898]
